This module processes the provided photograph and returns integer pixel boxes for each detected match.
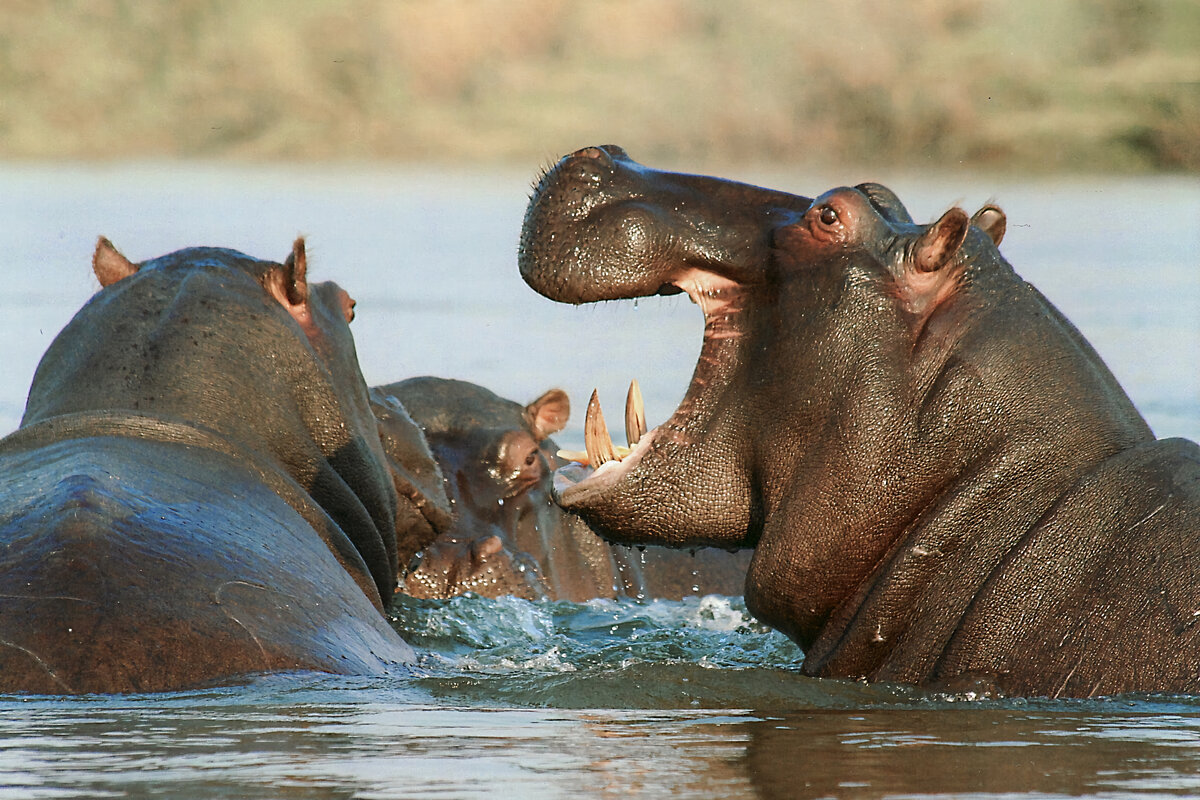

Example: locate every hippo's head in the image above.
[372,382,554,600]
[518,147,1008,561]
[519,146,816,550]
[379,378,631,601]
[521,149,1181,692]
[25,238,434,607]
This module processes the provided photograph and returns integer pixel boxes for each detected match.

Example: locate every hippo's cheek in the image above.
[772,221,843,267]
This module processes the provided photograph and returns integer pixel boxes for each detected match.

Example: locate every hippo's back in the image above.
[0,433,412,694]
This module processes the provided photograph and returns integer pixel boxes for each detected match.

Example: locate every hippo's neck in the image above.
[748,273,1155,685]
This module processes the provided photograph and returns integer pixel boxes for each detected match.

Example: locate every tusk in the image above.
[625,378,646,447]
[584,389,618,467]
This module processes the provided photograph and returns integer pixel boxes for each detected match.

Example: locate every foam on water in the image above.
[385,594,985,710]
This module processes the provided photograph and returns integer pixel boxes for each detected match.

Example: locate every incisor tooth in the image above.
[584,389,618,467]
[625,379,646,447]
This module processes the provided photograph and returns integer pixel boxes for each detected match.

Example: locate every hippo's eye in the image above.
[819,206,839,226]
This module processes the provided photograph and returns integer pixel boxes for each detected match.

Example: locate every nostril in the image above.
[470,535,504,564]
[568,145,615,169]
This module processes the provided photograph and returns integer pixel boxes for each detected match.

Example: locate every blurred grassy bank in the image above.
[1,0,1197,172]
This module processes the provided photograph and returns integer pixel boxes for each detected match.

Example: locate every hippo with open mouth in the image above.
[518,145,1200,697]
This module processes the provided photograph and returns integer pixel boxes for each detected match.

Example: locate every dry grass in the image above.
[0,0,1196,171]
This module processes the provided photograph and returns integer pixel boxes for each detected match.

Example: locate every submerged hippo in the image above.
[376,377,750,602]
[0,239,447,694]
[378,377,615,601]
[518,145,1200,697]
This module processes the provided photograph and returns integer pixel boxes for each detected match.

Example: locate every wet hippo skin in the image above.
[0,239,444,694]
[377,377,751,602]
[518,145,1200,697]
[377,377,588,600]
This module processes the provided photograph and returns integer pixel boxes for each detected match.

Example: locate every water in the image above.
[0,164,1198,798]
[8,596,1200,798]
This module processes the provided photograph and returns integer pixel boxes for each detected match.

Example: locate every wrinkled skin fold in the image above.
[0,240,432,694]
[519,145,1200,698]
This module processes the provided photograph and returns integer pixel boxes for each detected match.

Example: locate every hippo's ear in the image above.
[913,207,970,273]
[93,237,138,287]
[264,237,313,326]
[525,389,570,441]
[281,237,310,306]
[970,204,1006,246]
[894,208,971,330]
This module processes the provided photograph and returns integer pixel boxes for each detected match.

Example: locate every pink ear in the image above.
[914,208,969,273]
[264,237,314,332]
[93,236,138,287]
[525,389,570,440]
[970,204,1006,246]
[895,208,971,329]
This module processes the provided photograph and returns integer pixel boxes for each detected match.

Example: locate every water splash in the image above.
[390,593,818,708]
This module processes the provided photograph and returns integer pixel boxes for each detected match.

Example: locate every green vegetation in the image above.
[1,0,1196,171]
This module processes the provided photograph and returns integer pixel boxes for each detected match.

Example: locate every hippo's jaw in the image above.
[547,278,760,549]
[521,146,809,549]
[552,269,746,503]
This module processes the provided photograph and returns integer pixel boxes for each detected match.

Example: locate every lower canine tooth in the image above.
[625,378,646,447]
[585,389,618,467]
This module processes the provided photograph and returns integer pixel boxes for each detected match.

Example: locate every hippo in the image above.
[0,238,447,694]
[375,377,751,602]
[517,145,1200,698]
[369,387,455,574]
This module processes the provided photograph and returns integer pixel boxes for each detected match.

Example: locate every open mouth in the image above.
[550,272,746,505]
[518,145,811,524]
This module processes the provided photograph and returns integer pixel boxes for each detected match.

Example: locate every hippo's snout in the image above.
[520,145,812,306]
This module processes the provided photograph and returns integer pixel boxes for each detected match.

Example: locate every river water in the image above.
[0,164,1197,798]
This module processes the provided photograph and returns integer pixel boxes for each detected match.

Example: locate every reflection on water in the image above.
[0,165,1198,798]
[744,708,1200,799]
[0,689,749,799]
[8,596,1200,799]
